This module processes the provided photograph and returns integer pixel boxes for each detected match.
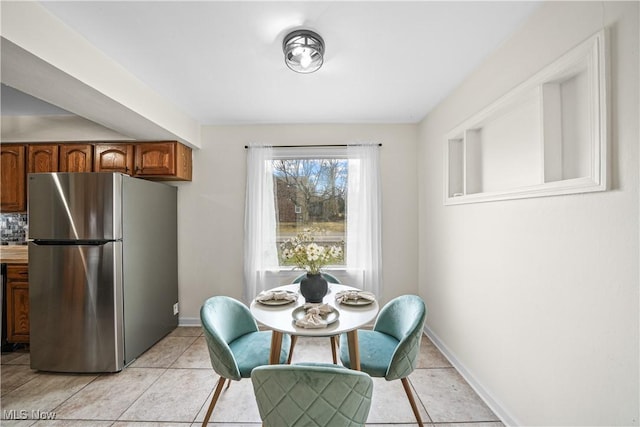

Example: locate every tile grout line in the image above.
[112,367,170,423]
[116,335,197,423]
[192,373,219,425]
[48,372,100,420]
[173,335,214,425]
[2,329,501,426]
[415,366,503,425]
[408,373,434,424]
[0,366,39,398]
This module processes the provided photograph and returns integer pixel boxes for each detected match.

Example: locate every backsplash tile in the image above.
[0,213,28,243]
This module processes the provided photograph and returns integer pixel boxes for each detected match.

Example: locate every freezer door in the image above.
[29,241,124,373]
[28,173,122,241]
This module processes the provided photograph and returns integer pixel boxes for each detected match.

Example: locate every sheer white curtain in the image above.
[244,143,382,301]
[243,143,278,303]
[346,143,383,296]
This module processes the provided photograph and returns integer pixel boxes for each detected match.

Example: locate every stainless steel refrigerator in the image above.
[28,172,178,373]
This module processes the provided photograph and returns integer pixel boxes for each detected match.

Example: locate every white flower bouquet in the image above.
[280,228,343,275]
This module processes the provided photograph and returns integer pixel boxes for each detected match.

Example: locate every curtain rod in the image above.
[244,143,382,148]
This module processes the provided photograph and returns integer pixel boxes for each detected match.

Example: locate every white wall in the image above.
[2,115,130,141]
[1,2,201,148]
[176,123,418,324]
[418,2,639,426]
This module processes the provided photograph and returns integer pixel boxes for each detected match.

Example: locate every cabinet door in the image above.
[134,141,192,180]
[0,144,26,212]
[28,144,59,173]
[94,144,134,175]
[59,144,93,172]
[6,265,29,343]
[134,142,176,176]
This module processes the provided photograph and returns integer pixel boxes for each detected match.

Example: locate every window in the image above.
[243,144,381,302]
[273,157,348,268]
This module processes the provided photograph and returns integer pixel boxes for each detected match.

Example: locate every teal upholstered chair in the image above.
[340,295,427,426]
[289,272,341,364]
[200,296,290,426]
[251,363,373,427]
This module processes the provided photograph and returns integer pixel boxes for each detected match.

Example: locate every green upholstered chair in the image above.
[289,272,341,364]
[251,363,373,427]
[200,296,290,426]
[339,294,427,426]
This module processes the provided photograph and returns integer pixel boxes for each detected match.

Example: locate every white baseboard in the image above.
[423,325,520,427]
[178,317,201,327]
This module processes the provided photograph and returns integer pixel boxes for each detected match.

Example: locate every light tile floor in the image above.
[1,327,503,426]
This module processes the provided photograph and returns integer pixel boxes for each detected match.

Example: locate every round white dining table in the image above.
[250,283,379,370]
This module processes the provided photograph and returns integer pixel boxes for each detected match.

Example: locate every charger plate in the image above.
[335,291,376,306]
[339,298,375,306]
[292,305,340,325]
[256,291,298,306]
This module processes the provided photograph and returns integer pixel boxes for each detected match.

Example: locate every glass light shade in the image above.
[283,29,325,74]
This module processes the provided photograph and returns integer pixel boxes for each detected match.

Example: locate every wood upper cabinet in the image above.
[94,143,135,174]
[0,144,27,212]
[59,144,93,172]
[94,141,191,180]
[28,144,59,173]
[134,141,192,181]
[2,142,190,206]
[6,265,29,343]
[29,143,92,173]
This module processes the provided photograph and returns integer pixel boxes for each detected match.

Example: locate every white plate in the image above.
[335,291,376,306]
[338,298,375,306]
[292,305,340,325]
[256,291,298,306]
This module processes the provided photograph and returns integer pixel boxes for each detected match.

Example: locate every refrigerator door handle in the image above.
[31,240,116,246]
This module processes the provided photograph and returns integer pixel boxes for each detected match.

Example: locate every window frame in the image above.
[271,146,350,272]
[244,142,381,300]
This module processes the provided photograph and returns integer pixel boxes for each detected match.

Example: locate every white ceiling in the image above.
[7,1,541,126]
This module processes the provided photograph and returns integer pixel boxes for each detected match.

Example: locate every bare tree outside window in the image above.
[272,158,348,267]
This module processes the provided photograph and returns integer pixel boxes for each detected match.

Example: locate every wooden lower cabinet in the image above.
[6,264,29,343]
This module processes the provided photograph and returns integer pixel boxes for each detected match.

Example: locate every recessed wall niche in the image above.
[444,30,608,205]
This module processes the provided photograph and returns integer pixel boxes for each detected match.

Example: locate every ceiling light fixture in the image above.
[282,29,325,74]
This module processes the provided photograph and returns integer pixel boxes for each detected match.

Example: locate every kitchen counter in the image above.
[0,245,28,264]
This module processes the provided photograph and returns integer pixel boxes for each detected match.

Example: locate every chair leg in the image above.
[202,377,227,426]
[330,336,339,364]
[401,377,424,427]
[287,335,298,364]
